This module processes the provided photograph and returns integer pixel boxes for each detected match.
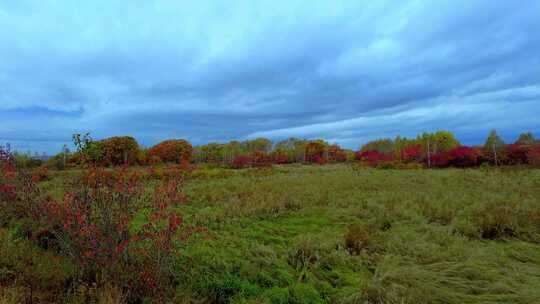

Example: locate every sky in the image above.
[1,0,539,154]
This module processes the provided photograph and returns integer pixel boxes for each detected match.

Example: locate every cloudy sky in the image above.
[1,1,539,154]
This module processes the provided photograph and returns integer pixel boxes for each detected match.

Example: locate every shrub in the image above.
[506,144,531,165]
[446,146,480,167]
[454,200,540,242]
[344,223,378,255]
[327,145,347,163]
[148,139,193,164]
[31,166,186,301]
[355,150,392,167]
[401,145,423,163]
[271,152,291,164]
[251,151,271,167]
[100,136,140,166]
[311,154,327,165]
[0,146,17,205]
[35,167,143,274]
[526,145,540,167]
[430,151,449,167]
[305,141,327,163]
[231,155,252,169]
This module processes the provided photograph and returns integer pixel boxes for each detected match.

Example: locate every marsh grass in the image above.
[2,164,540,303]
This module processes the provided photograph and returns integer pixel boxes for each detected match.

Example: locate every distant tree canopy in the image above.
[148,139,192,164]
[417,131,460,153]
[62,129,538,169]
[483,130,506,165]
[515,132,535,145]
[305,140,328,163]
[72,134,140,166]
[101,136,140,166]
[360,131,460,158]
[360,138,394,154]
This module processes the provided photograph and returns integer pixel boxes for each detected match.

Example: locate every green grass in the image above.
[3,164,540,303]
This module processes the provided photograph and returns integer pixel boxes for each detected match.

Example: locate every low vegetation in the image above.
[1,130,540,302]
[2,140,540,303]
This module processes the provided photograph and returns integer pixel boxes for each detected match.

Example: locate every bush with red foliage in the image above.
[251,151,271,167]
[148,139,193,164]
[401,145,423,163]
[447,146,480,167]
[328,145,347,162]
[35,167,143,271]
[133,179,186,299]
[0,146,17,203]
[271,152,291,164]
[506,144,531,165]
[355,150,393,166]
[305,141,327,163]
[32,166,186,300]
[312,154,327,165]
[100,136,140,166]
[430,151,449,167]
[231,155,252,169]
[1,146,46,224]
[527,145,540,167]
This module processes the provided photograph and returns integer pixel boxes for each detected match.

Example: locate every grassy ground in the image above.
[2,164,540,303]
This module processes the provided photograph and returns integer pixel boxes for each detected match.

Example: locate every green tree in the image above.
[483,129,506,165]
[515,132,535,145]
[72,133,104,165]
[243,138,272,154]
[275,138,308,162]
[360,138,394,154]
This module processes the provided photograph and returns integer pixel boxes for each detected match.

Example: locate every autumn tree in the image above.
[243,138,272,154]
[100,136,140,166]
[327,144,347,162]
[276,138,308,162]
[148,139,193,164]
[305,140,327,163]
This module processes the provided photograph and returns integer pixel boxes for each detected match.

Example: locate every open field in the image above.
[2,164,540,303]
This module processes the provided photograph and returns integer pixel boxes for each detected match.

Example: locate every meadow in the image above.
[1,164,540,303]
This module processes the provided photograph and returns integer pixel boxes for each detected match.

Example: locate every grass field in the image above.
[2,164,540,303]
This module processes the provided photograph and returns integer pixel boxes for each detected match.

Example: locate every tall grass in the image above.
[2,164,540,303]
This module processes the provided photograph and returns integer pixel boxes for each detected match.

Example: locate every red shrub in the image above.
[328,145,347,162]
[231,155,252,169]
[33,166,186,300]
[251,151,271,167]
[430,151,450,167]
[527,145,540,167]
[0,146,17,203]
[312,154,327,165]
[401,145,423,163]
[355,150,393,166]
[305,141,327,163]
[447,146,480,167]
[506,144,531,165]
[271,152,291,164]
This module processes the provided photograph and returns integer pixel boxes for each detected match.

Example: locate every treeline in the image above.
[356,130,540,168]
[10,130,540,170]
[43,134,355,169]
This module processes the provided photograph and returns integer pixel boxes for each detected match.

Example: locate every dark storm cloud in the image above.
[0,0,539,153]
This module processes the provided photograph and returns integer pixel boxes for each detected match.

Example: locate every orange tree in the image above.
[327,144,347,162]
[148,139,193,164]
[305,140,327,163]
[100,136,140,166]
